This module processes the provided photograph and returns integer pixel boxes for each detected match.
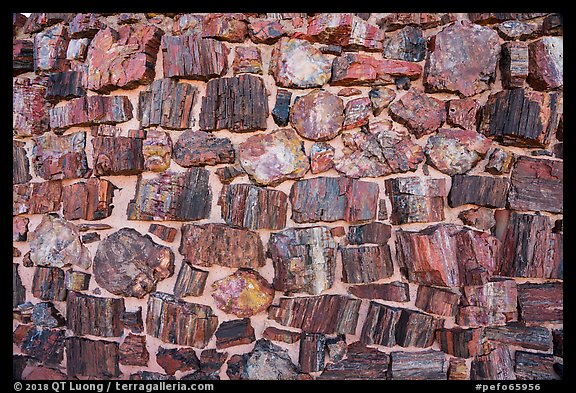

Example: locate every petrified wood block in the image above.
[389,350,447,380]
[66,337,120,378]
[307,14,384,51]
[211,269,274,317]
[269,295,361,334]
[331,53,422,86]
[173,130,235,167]
[470,345,516,380]
[199,74,269,132]
[216,165,245,184]
[202,13,248,42]
[290,176,379,223]
[13,216,29,242]
[32,131,89,181]
[33,23,69,74]
[515,351,558,380]
[448,358,469,380]
[347,222,392,245]
[446,98,481,130]
[19,327,65,365]
[66,291,124,337]
[299,333,326,373]
[268,226,337,295]
[180,223,265,269]
[13,39,34,76]
[49,95,133,131]
[527,37,563,91]
[215,318,256,349]
[13,77,51,137]
[262,327,301,344]
[156,347,200,376]
[142,129,172,172]
[69,13,104,38]
[448,174,510,208]
[93,228,174,298]
[553,329,563,357]
[161,34,228,80]
[92,136,144,176]
[383,25,426,62]
[84,24,163,93]
[517,282,563,324]
[200,348,228,375]
[499,212,562,278]
[62,178,116,221]
[458,279,518,327]
[479,89,561,148]
[310,142,335,174]
[219,184,288,230]
[343,97,371,130]
[501,41,529,89]
[232,45,263,75]
[45,71,86,102]
[272,89,292,126]
[289,89,344,141]
[459,207,496,231]
[13,264,26,308]
[415,285,459,317]
[148,223,177,242]
[13,140,31,185]
[64,270,90,291]
[119,334,149,366]
[436,327,484,358]
[146,291,218,348]
[319,342,389,380]
[121,308,144,334]
[127,169,212,221]
[388,89,445,138]
[348,281,410,302]
[508,156,563,213]
[385,176,448,224]
[138,78,198,130]
[226,339,299,380]
[340,244,394,283]
[484,323,551,351]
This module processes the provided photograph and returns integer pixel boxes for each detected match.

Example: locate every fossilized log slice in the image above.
[32,267,67,301]
[448,174,510,208]
[173,263,208,298]
[211,269,274,317]
[340,244,394,283]
[215,318,256,349]
[66,291,124,337]
[517,282,563,324]
[319,341,390,380]
[436,327,484,358]
[62,178,116,221]
[470,345,516,380]
[66,337,120,378]
[389,350,448,380]
[93,228,175,298]
[49,95,133,131]
[484,323,551,351]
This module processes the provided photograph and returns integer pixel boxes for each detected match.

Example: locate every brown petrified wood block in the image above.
[331,53,422,86]
[93,228,174,298]
[470,345,516,380]
[62,178,116,221]
[448,358,469,380]
[146,291,218,348]
[527,37,563,91]
[517,282,563,324]
[479,89,561,148]
[119,333,149,367]
[45,70,86,102]
[262,327,301,344]
[500,41,529,89]
[31,267,67,302]
[66,337,120,378]
[127,169,212,221]
[395,223,501,287]
[299,332,326,373]
[161,34,228,80]
[219,184,288,230]
[484,323,551,351]
[226,339,300,380]
[458,278,518,327]
[13,77,51,137]
[173,264,208,298]
[446,98,481,130]
[515,351,559,380]
[13,181,62,216]
[91,136,144,176]
[448,174,510,208]
[498,212,562,278]
[180,223,265,269]
[156,347,200,376]
[66,291,124,337]
[137,78,198,130]
[289,89,344,142]
[290,176,378,223]
[32,131,90,181]
[121,308,144,334]
[215,318,256,349]
[436,327,484,358]
[385,176,448,224]
[13,264,26,308]
[388,89,445,138]
[13,141,31,185]
[347,222,392,245]
[269,295,361,334]
[199,74,269,132]
[340,244,394,283]
[148,223,177,242]
[13,39,34,76]
[415,285,460,317]
[64,270,90,291]
[389,350,448,380]
[268,226,337,295]
[84,24,163,93]
[318,341,389,379]
[211,269,274,318]
[307,14,384,51]
[173,130,235,167]
[348,281,410,302]
[18,327,66,366]
[508,156,563,214]
[49,95,133,131]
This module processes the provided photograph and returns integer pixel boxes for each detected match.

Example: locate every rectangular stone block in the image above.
[501,41,529,88]
[385,177,448,224]
[448,174,510,208]
[518,282,563,324]
[348,281,410,302]
[319,342,390,380]
[32,266,67,301]
[13,140,31,185]
[458,279,518,327]
[66,291,124,337]
[173,263,208,298]
[45,70,86,102]
[13,181,62,215]
[13,77,51,137]
[49,95,133,131]
[92,136,144,176]
[299,333,326,373]
[63,178,116,221]
[390,350,447,380]
[215,318,255,349]
[436,327,484,358]
[13,39,34,76]
[66,337,120,378]
[515,351,558,380]
[470,345,516,380]
[340,244,394,283]
[484,323,551,351]
[415,285,459,317]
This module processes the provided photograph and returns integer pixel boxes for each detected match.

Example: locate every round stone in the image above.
[290,89,344,141]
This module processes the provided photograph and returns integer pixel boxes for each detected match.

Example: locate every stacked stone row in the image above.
[13,12,562,380]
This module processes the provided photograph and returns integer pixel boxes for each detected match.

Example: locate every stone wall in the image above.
[13,12,563,380]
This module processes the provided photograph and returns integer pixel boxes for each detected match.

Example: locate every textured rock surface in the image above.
[436,327,484,358]
[271,89,292,127]
[501,41,529,89]
[156,347,200,376]
[92,136,144,176]
[127,169,212,221]
[66,291,124,337]
[319,342,390,380]
[369,87,396,116]
[485,148,515,175]
[268,226,337,295]
[515,351,558,380]
[119,334,149,366]
[425,129,491,175]
[385,177,448,225]
[50,95,133,131]
[45,70,86,102]
[390,350,447,380]
[33,23,69,74]
[306,14,384,51]
[290,176,379,223]
[13,78,50,137]
[62,178,116,221]
[348,281,410,302]
[517,282,563,324]
[232,46,263,75]
[211,269,274,317]
[458,207,496,231]
[383,26,426,62]
[290,89,344,141]
[446,98,481,130]
[424,20,501,96]
[331,53,422,86]
[238,128,309,185]
[173,130,234,167]
[269,38,331,88]
[93,228,175,298]
[470,345,515,380]
[340,244,394,283]
[66,337,120,378]
[226,339,299,380]
[215,318,256,349]
[343,97,371,130]
[484,324,551,351]
[180,223,265,269]
[458,279,518,327]
[448,175,510,208]
[347,222,392,245]
[13,39,34,76]
[528,37,563,90]
[310,142,335,174]
[142,130,172,172]
[389,89,446,138]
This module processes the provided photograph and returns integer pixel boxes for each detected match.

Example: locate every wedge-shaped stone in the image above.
[29,214,91,269]
[269,295,361,334]
[388,89,446,138]
[390,350,447,380]
[484,323,551,351]
[448,174,510,208]
[212,269,274,318]
[319,342,389,380]
[146,291,218,348]
[269,37,331,88]
[84,24,163,93]
[63,178,116,221]
[199,74,268,132]
[138,78,198,130]
[348,281,410,302]
[49,95,133,131]
[508,156,563,213]
[424,20,500,97]
[174,263,208,298]
[180,223,265,269]
[290,176,379,223]
[161,34,228,80]
[215,318,256,349]
[340,244,394,283]
[331,53,422,86]
[515,351,559,380]
[479,89,562,148]
[268,226,337,295]
[499,212,562,278]
[470,345,515,380]
[436,327,484,358]
[458,279,518,327]
[66,291,124,337]
[335,123,425,178]
[13,77,50,137]
[385,176,448,225]
[127,169,212,221]
[66,337,120,378]
[93,228,174,298]
[262,327,301,344]
[518,282,563,324]
[219,184,288,230]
